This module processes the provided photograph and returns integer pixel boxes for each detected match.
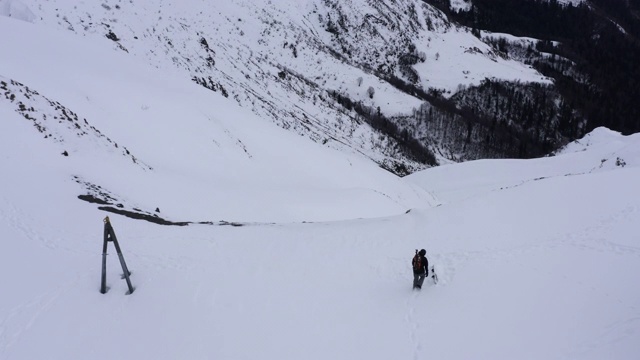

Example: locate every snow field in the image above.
[0,1,639,358]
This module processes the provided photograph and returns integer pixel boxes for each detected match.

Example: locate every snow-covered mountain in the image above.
[1,0,559,173]
[1,12,440,223]
[1,3,640,359]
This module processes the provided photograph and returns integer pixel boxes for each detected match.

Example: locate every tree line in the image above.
[327,90,437,166]
[444,0,640,136]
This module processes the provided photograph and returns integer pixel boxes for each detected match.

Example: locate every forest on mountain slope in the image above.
[438,0,640,138]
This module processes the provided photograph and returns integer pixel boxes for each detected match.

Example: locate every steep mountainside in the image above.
[446,0,640,139]
[1,14,439,223]
[1,0,566,174]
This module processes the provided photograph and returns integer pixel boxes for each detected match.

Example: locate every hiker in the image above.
[412,249,428,289]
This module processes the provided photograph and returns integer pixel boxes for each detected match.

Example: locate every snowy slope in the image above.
[2,112,639,360]
[405,127,638,204]
[1,3,640,360]
[0,15,435,223]
[2,0,554,170]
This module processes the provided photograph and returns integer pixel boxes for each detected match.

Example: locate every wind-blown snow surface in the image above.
[3,108,640,360]
[2,10,640,360]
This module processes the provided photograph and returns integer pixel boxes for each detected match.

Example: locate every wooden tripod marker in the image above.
[100,216,135,294]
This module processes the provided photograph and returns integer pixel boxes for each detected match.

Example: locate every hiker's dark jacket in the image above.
[412,255,428,275]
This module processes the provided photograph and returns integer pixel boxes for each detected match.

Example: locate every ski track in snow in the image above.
[435,201,640,272]
[568,317,640,359]
[0,200,56,250]
[405,292,423,360]
[404,275,439,360]
[557,204,640,257]
[0,274,84,358]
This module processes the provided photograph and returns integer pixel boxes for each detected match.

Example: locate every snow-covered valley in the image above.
[1,1,640,359]
[2,0,559,170]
